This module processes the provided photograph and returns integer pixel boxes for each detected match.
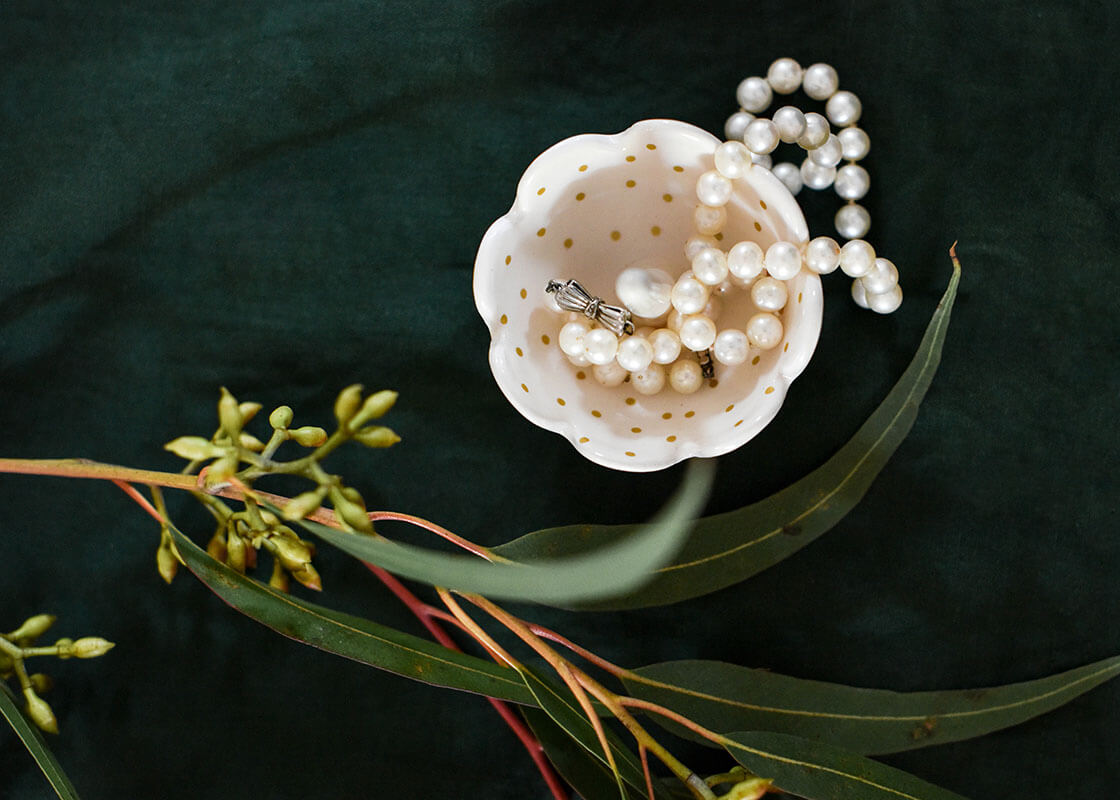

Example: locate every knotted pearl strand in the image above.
[724,57,902,313]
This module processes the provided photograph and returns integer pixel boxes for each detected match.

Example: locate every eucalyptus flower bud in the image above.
[719,778,771,800]
[226,531,247,573]
[205,455,239,487]
[353,426,401,449]
[271,536,313,573]
[24,689,58,734]
[218,387,243,438]
[29,673,53,694]
[238,401,263,424]
[282,489,325,521]
[8,614,56,643]
[71,637,115,659]
[164,436,222,461]
[290,426,328,447]
[291,563,322,591]
[157,538,179,583]
[334,384,364,426]
[268,559,290,593]
[206,531,228,561]
[269,405,294,430]
[238,432,266,452]
[53,638,74,659]
[347,390,398,431]
[330,488,373,534]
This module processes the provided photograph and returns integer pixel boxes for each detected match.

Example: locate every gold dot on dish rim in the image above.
[714,232,723,241]
[505,255,512,265]
[651,225,661,236]
[662,412,672,419]
[626,155,636,162]
[672,165,684,172]
[579,436,589,443]
[754,221,762,232]
[520,288,527,299]
[576,370,586,380]
[798,292,803,303]
[541,334,550,344]
[734,419,744,427]
[784,342,790,352]
[666,435,677,442]
[578,164,588,172]
[725,404,735,413]
[610,230,621,241]
[646,143,657,150]
[557,397,566,406]
[765,386,775,394]
[576,192,586,201]
[684,410,695,418]
[521,383,529,392]
[591,409,602,418]
[499,314,508,324]
[625,397,636,406]
[752,355,761,365]
[537,187,546,195]
[760,200,767,210]
[537,227,547,237]
[631,427,642,433]
[709,379,719,388]
[662,193,673,202]
[625,451,636,457]
[564,238,573,249]
[625,179,636,188]
[515,347,524,357]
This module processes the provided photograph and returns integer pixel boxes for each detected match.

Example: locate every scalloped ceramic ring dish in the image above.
[474,120,822,472]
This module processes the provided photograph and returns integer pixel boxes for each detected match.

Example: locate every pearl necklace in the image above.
[547,57,903,396]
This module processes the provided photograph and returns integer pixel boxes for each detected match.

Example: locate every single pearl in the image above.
[802,62,839,100]
[825,90,862,127]
[851,278,870,309]
[685,234,719,260]
[764,241,802,280]
[868,284,903,314]
[798,112,830,149]
[743,118,779,155]
[714,141,752,179]
[693,204,727,235]
[746,312,784,350]
[805,236,841,274]
[766,57,803,94]
[702,294,722,322]
[713,329,750,366]
[668,359,703,394]
[736,76,772,113]
[617,335,654,372]
[809,134,843,168]
[727,240,765,281]
[773,105,807,143]
[771,161,803,195]
[558,320,590,357]
[838,126,870,161]
[835,203,871,239]
[751,276,789,311]
[715,280,736,297]
[649,328,682,364]
[667,308,684,331]
[751,152,773,169]
[861,257,899,295]
[678,315,717,351]
[567,352,591,367]
[631,363,666,395]
[800,158,837,190]
[583,328,619,365]
[593,359,628,387]
[692,247,729,286]
[615,267,674,319]
[724,111,754,142]
[839,239,876,277]
[696,170,733,207]
[670,274,710,315]
[834,164,870,200]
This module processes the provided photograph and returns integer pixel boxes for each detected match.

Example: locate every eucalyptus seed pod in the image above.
[269,405,294,430]
[8,614,56,643]
[347,390,398,431]
[290,426,328,447]
[334,384,364,426]
[71,637,115,659]
[226,530,247,572]
[268,558,290,593]
[157,538,179,583]
[291,563,322,591]
[164,436,222,461]
[218,387,243,437]
[353,426,401,449]
[271,535,313,573]
[24,689,58,734]
[282,489,325,521]
[238,401,263,424]
[53,638,74,659]
[28,673,53,694]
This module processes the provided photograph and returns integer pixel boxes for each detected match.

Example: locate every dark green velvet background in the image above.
[2,2,1118,798]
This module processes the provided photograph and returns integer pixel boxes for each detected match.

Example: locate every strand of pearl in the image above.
[724,57,902,313]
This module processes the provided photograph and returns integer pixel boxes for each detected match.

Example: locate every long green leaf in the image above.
[520,666,669,799]
[168,523,535,706]
[723,731,970,800]
[0,682,80,800]
[625,654,1120,755]
[495,260,961,611]
[292,459,713,605]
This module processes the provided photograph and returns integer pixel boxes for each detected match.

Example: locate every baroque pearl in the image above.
[800,158,836,190]
[592,359,627,387]
[838,126,870,160]
[839,239,876,277]
[861,257,899,295]
[713,329,750,366]
[802,62,839,101]
[679,314,717,351]
[736,76,772,113]
[616,267,673,319]
[727,240,765,281]
[771,161,803,195]
[692,247,729,286]
[835,203,871,239]
[744,118,780,155]
[798,112,830,149]
[558,320,590,357]
[751,276,789,311]
[693,204,727,235]
[766,57,803,94]
[670,274,710,315]
[583,328,619,365]
[826,90,862,127]
[773,106,807,143]
[649,328,682,364]
[805,236,841,274]
[746,312,783,350]
[631,363,666,395]
[724,111,754,142]
[669,359,703,394]
[764,241,801,280]
[696,170,733,206]
[714,140,752,179]
[834,164,870,200]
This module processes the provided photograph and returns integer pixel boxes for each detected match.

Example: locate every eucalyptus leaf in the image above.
[723,731,970,800]
[496,261,961,611]
[168,523,534,705]
[520,666,669,799]
[625,654,1120,754]
[0,682,80,800]
[291,459,713,605]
